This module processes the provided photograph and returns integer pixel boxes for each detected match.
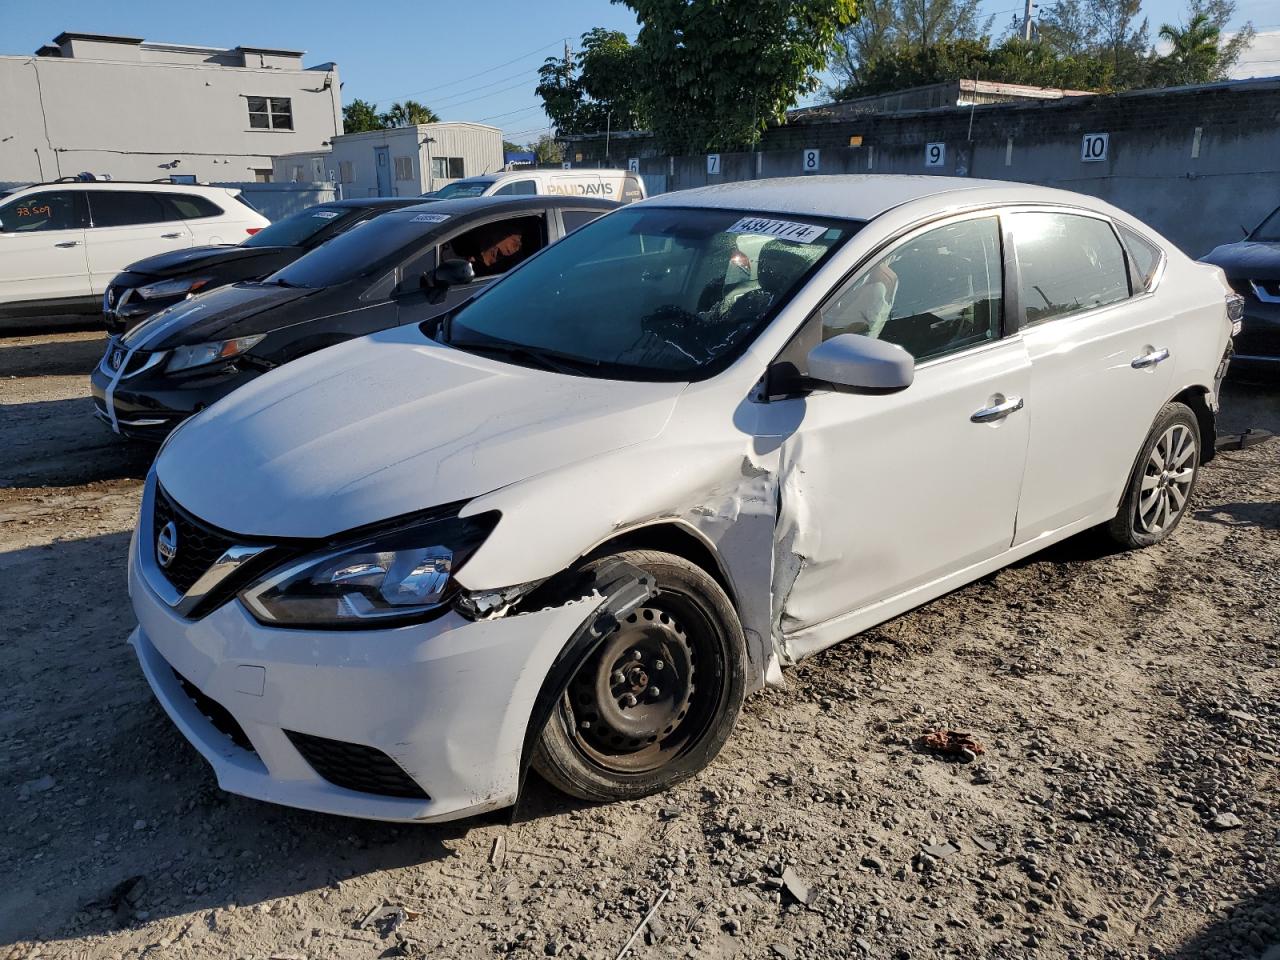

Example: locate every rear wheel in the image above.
[1107,402,1201,548]
[532,549,746,802]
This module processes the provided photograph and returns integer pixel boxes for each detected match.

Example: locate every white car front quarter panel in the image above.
[129,540,608,823]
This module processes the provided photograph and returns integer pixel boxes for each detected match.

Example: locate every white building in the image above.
[0,32,343,185]
[273,123,503,197]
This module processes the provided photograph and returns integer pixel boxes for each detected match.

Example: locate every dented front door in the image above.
[775,339,1032,641]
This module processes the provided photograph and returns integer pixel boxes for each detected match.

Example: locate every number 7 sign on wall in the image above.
[707,154,721,175]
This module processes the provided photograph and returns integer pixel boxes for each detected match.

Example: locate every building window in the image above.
[431,157,465,179]
[394,156,414,181]
[290,165,305,183]
[253,169,273,183]
[339,161,353,184]
[247,96,293,130]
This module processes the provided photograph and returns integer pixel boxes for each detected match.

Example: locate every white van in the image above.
[428,169,646,204]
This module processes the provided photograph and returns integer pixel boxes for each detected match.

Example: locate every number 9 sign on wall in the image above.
[925,142,946,167]
[803,148,820,172]
[1081,133,1109,162]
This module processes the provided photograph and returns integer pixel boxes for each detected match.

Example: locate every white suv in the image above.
[0,181,269,320]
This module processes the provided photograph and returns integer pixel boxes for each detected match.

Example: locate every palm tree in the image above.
[1156,13,1222,85]
[380,100,440,127]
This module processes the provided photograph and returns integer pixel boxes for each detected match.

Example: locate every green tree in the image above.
[622,0,858,153]
[532,134,564,165]
[1153,12,1221,83]
[535,29,647,135]
[502,140,527,153]
[342,98,385,134]
[380,100,440,127]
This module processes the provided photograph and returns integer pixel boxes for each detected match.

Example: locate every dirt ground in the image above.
[2,324,1277,960]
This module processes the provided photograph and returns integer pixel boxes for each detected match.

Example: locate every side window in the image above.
[88,192,169,228]
[820,216,1003,363]
[494,180,537,197]
[437,215,546,280]
[165,194,223,220]
[1009,212,1130,324]
[561,208,605,233]
[1117,223,1164,292]
[0,192,82,232]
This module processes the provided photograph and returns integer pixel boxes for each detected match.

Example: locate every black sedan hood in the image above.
[124,244,295,278]
[1200,241,1280,281]
[121,282,319,350]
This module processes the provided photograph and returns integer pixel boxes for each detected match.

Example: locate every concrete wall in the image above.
[0,53,342,184]
[604,78,1280,257]
[273,123,503,198]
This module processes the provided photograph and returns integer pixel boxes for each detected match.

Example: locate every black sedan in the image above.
[91,195,616,440]
[1201,206,1280,380]
[102,197,423,333]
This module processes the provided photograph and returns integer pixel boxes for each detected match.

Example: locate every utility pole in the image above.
[1022,0,1035,41]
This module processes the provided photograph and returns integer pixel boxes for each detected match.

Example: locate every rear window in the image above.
[242,205,352,248]
[266,211,446,288]
[1009,212,1131,324]
[1117,224,1164,291]
[167,194,224,219]
[430,180,493,199]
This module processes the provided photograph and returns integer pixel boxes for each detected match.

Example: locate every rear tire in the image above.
[532,549,746,803]
[1107,402,1201,549]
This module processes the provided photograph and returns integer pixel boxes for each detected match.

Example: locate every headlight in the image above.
[240,512,498,627]
[165,335,265,373]
[136,276,212,300]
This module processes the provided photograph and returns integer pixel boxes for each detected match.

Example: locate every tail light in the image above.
[1226,293,1244,336]
[246,227,263,236]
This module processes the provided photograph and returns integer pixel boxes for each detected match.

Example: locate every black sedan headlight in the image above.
[240,512,498,628]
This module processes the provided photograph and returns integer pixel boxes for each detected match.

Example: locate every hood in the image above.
[124,244,293,278]
[122,282,318,350]
[1200,241,1280,281]
[155,326,686,538]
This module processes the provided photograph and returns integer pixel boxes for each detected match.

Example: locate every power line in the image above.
[430,66,546,109]
[365,37,566,105]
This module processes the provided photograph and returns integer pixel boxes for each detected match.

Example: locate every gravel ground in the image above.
[2,326,1277,960]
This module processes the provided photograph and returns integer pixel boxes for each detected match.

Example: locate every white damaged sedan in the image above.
[129,175,1237,822]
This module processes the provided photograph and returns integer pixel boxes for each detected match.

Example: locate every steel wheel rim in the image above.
[561,593,726,776]
[1137,423,1196,534]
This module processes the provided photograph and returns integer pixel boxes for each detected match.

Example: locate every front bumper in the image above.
[127,497,604,823]
[1229,301,1280,379]
[103,282,186,334]
[90,342,255,442]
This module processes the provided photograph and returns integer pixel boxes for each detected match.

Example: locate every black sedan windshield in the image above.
[242,205,350,248]
[266,211,445,288]
[1251,206,1280,242]
[445,207,855,380]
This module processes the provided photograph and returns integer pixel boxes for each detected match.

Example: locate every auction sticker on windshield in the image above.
[728,217,827,244]
[312,211,340,219]
[411,213,451,223]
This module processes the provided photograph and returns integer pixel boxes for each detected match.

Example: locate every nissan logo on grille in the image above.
[157,521,178,569]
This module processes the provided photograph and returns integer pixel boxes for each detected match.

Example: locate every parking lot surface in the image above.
[2,325,1277,960]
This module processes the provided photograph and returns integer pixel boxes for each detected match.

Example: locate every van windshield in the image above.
[430,180,493,199]
[443,206,857,381]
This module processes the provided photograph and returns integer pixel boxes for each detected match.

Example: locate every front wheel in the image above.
[531,549,747,803]
[1107,401,1201,548]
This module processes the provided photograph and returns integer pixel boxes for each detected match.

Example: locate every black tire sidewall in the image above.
[1111,402,1201,548]
[532,549,747,803]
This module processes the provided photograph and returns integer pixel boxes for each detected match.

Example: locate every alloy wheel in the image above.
[1137,423,1196,534]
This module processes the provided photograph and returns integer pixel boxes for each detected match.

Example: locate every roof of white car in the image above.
[641,175,1074,222]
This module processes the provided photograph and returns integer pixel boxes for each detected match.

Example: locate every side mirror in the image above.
[804,334,914,393]
[432,258,474,289]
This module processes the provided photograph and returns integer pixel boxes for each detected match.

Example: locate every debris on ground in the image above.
[614,888,670,960]
[1208,812,1244,831]
[922,841,961,859]
[780,867,816,906]
[916,728,986,760]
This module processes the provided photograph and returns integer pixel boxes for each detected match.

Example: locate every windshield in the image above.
[445,207,856,380]
[430,179,493,199]
[1250,206,1280,242]
[266,211,445,288]
[242,205,351,248]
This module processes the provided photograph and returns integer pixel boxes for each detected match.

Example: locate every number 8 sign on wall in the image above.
[803,148,820,172]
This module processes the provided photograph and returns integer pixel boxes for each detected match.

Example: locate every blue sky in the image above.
[6,0,1277,144]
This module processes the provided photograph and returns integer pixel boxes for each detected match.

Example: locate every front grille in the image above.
[153,487,238,595]
[100,340,155,378]
[174,669,254,752]
[1250,278,1280,301]
[285,731,430,800]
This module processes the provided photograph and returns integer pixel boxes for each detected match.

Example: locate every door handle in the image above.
[160,232,184,239]
[54,240,80,248]
[971,394,1025,423]
[1131,347,1170,369]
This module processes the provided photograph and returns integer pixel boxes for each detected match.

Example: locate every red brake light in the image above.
[246,227,263,236]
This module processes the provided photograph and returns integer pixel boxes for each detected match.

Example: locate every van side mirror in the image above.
[432,258,474,289]
[804,334,914,393]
